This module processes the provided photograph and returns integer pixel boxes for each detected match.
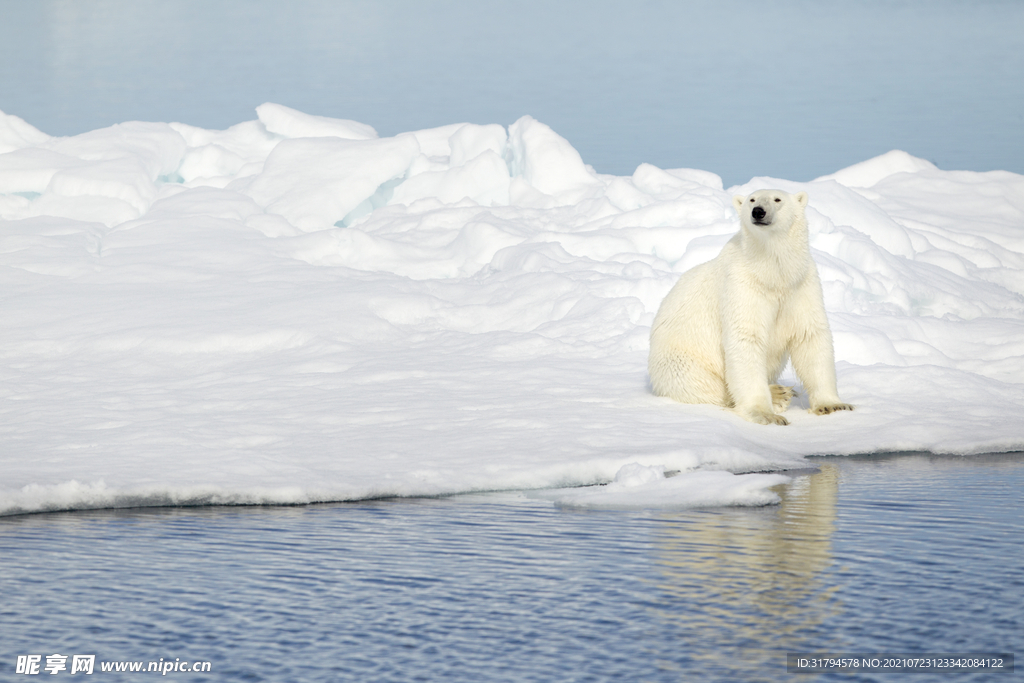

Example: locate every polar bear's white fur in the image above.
[648,189,852,425]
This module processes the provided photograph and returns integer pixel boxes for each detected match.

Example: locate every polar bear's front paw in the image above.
[770,384,795,412]
[812,403,854,415]
[747,410,790,426]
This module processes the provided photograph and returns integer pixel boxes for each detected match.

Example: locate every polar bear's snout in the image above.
[751,202,774,226]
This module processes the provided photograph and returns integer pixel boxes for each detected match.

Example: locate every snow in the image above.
[1,105,1022,516]
[534,464,792,509]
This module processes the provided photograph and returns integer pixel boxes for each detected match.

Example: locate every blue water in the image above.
[1,0,1022,186]
[2,454,1021,682]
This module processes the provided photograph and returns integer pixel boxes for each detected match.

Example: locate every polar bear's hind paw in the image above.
[813,403,854,415]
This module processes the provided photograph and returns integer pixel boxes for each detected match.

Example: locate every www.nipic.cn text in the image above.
[16,655,212,675]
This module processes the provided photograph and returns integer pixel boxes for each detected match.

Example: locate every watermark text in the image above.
[16,655,211,675]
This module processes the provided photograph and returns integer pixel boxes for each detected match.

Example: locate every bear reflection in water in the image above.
[650,464,840,669]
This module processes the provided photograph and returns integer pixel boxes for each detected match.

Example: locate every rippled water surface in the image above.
[2,454,1022,682]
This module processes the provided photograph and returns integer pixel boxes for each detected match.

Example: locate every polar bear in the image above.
[648,189,853,425]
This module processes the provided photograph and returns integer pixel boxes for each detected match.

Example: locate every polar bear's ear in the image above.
[732,195,746,212]
[794,191,808,206]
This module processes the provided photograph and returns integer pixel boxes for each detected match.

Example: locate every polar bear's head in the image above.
[732,189,808,232]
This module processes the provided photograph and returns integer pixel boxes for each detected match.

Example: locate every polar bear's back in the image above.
[648,257,730,405]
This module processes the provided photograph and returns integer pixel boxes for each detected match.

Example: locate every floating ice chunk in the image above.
[256,102,377,141]
[816,150,939,189]
[0,109,50,153]
[537,465,791,509]
[506,115,600,203]
[245,134,421,231]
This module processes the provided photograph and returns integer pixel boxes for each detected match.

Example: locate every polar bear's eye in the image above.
[750,198,755,202]
[774,198,781,202]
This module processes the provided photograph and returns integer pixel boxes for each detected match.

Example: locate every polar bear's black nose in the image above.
[751,207,766,221]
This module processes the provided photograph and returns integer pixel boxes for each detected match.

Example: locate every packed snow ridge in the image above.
[1,104,1022,515]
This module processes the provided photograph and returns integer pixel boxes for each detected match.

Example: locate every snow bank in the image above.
[1,105,1022,516]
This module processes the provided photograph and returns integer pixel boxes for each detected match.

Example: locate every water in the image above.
[2,0,1022,186]
[2,453,1021,682]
